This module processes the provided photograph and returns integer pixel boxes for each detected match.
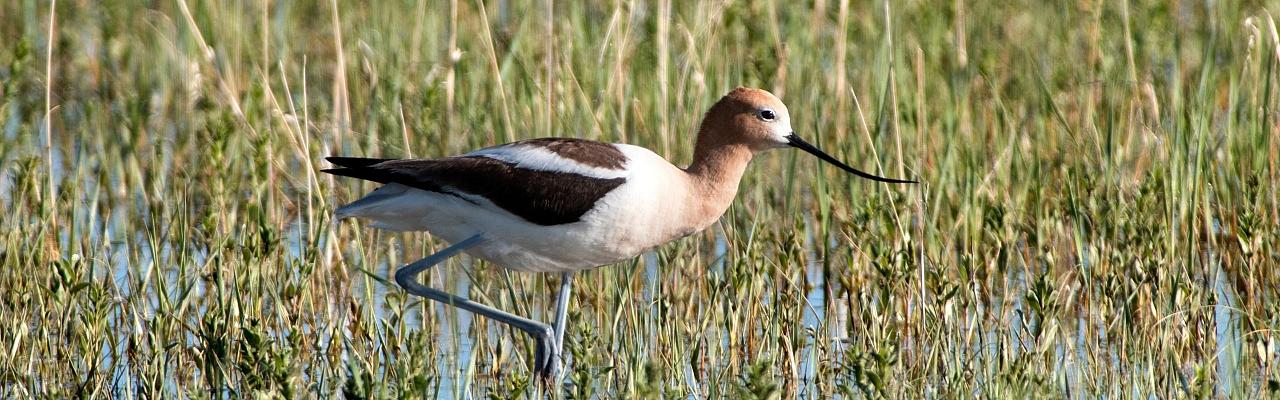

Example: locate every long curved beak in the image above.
[786,133,917,184]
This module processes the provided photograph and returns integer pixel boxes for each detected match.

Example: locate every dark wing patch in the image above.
[513,138,627,170]
[322,156,626,226]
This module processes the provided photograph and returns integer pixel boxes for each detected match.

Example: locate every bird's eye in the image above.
[758,109,777,121]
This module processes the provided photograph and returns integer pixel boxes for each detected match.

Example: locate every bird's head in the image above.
[697,87,917,184]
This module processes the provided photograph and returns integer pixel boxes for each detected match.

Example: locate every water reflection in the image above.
[800,221,825,398]
[435,255,476,400]
[1213,259,1239,397]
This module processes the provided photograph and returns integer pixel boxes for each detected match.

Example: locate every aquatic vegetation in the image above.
[0,1,1277,397]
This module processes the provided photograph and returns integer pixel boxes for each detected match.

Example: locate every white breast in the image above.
[572,145,698,260]
[469,145,696,272]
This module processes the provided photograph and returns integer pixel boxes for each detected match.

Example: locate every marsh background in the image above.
[2,0,1279,398]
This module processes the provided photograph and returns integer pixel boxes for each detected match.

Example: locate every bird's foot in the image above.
[531,327,563,385]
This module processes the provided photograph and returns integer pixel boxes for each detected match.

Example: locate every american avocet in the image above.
[324,87,915,380]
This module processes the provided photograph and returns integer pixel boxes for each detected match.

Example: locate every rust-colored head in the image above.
[694,87,917,184]
[696,87,795,152]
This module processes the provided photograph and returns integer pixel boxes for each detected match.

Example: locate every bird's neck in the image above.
[684,137,754,227]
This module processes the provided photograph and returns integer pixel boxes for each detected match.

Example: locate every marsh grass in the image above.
[2,0,1279,398]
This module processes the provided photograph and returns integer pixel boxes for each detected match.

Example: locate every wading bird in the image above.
[324,87,915,380]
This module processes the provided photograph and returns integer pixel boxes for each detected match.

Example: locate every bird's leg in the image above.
[393,234,557,380]
[550,272,575,379]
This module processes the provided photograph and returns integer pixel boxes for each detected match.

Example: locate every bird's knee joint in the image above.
[393,269,419,289]
[531,325,555,340]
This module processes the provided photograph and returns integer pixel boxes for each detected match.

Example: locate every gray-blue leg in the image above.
[551,272,575,379]
[393,234,559,380]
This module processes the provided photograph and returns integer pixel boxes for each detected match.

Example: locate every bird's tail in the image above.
[324,156,397,221]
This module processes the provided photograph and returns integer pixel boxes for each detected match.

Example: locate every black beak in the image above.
[786,133,917,184]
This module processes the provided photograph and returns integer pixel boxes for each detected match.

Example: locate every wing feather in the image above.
[323,154,627,226]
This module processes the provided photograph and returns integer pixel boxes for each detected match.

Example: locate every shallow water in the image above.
[799,224,826,398]
[70,195,1254,397]
[436,262,477,400]
[1213,259,1240,397]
